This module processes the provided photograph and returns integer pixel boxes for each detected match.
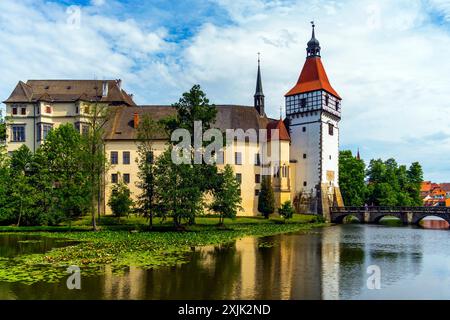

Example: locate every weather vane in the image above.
[311,20,315,28]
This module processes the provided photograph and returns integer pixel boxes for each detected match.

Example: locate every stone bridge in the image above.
[330,206,450,227]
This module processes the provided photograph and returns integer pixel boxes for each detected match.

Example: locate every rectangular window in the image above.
[42,124,52,141]
[235,152,242,165]
[328,123,334,136]
[75,106,79,114]
[255,174,261,184]
[303,181,307,187]
[216,150,224,165]
[236,173,242,184]
[123,151,131,165]
[84,106,90,114]
[301,98,307,108]
[302,127,306,132]
[46,106,52,114]
[325,95,329,106]
[82,125,89,136]
[303,154,307,159]
[254,153,261,166]
[123,173,130,184]
[111,173,118,184]
[11,125,25,142]
[110,151,118,165]
[12,107,17,115]
[21,107,26,115]
[255,189,260,196]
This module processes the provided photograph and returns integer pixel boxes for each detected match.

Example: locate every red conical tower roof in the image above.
[285,57,341,99]
[285,23,341,99]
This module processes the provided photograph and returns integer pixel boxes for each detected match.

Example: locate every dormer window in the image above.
[46,106,52,114]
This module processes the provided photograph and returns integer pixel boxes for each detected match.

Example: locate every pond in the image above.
[1,224,450,300]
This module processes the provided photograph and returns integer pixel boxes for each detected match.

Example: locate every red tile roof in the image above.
[285,57,341,99]
[266,119,290,141]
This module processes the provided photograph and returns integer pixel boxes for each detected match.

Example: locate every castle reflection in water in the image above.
[90,225,425,300]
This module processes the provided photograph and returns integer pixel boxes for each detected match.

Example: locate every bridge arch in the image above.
[412,213,450,227]
[370,212,406,224]
[331,213,364,224]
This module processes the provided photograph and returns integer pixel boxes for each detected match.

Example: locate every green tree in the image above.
[162,85,219,225]
[154,148,203,228]
[81,102,114,230]
[339,150,367,206]
[278,201,295,220]
[108,182,134,222]
[407,162,424,206]
[210,165,242,225]
[135,114,163,229]
[0,116,7,143]
[8,145,38,226]
[38,124,90,225]
[258,176,275,219]
[0,145,11,224]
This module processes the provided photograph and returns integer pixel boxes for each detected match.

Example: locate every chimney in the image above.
[134,112,139,129]
[102,81,108,97]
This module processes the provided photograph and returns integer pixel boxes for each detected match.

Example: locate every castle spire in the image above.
[307,21,321,58]
[254,52,265,116]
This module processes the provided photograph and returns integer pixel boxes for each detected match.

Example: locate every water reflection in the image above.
[2,224,450,300]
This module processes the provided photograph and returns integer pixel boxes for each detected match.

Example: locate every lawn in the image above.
[0,214,327,284]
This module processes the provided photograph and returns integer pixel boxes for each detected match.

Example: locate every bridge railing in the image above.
[330,206,450,214]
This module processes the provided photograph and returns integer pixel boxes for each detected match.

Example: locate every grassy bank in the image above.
[0,215,327,284]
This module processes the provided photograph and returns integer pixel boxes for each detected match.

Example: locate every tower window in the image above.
[303,181,307,187]
[336,101,340,111]
[302,127,306,132]
[21,107,26,115]
[303,154,307,159]
[325,95,329,106]
[46,106,52,114]
[12,107,17,115]
[301,98,307,108]
[328,123,334,136]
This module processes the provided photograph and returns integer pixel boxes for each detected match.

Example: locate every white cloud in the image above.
[0,0,449,180]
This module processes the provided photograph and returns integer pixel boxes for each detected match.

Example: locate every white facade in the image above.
[286,90,341,201]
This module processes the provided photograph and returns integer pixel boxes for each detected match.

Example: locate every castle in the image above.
[3,24,343,220]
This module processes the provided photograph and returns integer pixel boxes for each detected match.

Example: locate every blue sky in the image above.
[1,0,450,181]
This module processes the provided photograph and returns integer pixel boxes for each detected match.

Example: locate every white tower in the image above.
[285,22,343,220]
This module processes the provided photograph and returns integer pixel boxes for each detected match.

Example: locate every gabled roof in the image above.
[285,57,341,99]
[266,119,290,141]
[3,80,136,106]
[104,105,275,141]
